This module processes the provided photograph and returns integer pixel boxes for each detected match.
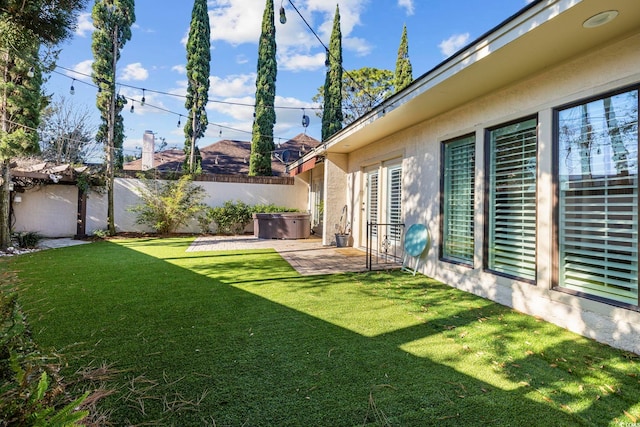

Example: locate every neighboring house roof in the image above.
[124,133,320,176]
[289,0,640,167]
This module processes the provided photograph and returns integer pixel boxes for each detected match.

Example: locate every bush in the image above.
[129,175,207,234]
[13,232,42,249]
[209,201,253,235]
[196,202,300,235]
[250,204,299,214]
[197,206,216,234]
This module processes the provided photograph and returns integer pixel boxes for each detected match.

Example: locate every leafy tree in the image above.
[130,175,207,234]
[184,0,210,174]
[321,4,343,141]
[394,24,413,93]
[249,0,277,176]
[91,0,135,235]
[0,0,86,249]
[39,96,99,164]
[313,67,393,125]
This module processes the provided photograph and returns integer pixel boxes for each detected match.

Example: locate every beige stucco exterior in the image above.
[291,2,640,353]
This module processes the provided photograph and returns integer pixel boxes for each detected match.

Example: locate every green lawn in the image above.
[3,237,640,426]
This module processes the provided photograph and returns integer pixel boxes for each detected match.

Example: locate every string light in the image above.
[301,109,309,128]
[27,67,35,78]
[140,89,145,106]
[279,1,287,24]
[14,55,318,145]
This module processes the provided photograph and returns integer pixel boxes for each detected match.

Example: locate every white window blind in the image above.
[558,89,638,305]
[443,135,475,264]
[367,171,379,237]
[488,118,537,280]
[387,165,402,240]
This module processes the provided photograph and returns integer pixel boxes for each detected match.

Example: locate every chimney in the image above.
[142,130,154,171]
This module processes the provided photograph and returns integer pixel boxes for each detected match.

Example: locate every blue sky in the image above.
[44,0,533,159]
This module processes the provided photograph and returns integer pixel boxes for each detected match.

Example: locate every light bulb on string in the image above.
[301,109,310,128]
[27,67,35,78]
[70,79,75,95]
[279,1,286,24]
[141,89,146,106]
[325,49,330,67]
[177,115,181,127]
[130,101,135,113]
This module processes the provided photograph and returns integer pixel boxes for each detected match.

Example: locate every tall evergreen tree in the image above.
[184,0,210,174]
[0,0,86,249]
[249,0,277,176]
[321,4,343,141]
[91,0,135,235]
[394,24,413,93]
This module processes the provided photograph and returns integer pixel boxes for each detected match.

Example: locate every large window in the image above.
[442,134,475,264]
[556,88,639,306]
[486,117,537,281]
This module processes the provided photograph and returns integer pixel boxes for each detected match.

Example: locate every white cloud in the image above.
[278,51,326,72]
[206,0,372,72]
[209,74,255,98]
[398,0,414,15]
[207,96,255,121]
[209,0,263,45]
[172,65,186,74]
[68,59,93,81]
[439,32,470,57]
[120,62,149,81]
[343,37,372,57]
[74,12,94,37]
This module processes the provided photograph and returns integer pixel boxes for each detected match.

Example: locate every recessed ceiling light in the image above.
[583,10,618,28]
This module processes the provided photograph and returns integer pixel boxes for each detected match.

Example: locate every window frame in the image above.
[440,133,476,267]
[552,84,640,311]
[483,115,539,283]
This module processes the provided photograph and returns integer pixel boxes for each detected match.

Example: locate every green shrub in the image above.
[209,200,252,235]
[250,203,299,214]
[197,206,216,234]
[129,175,207,234]
[0,291,89,426]
[13,232,43,249]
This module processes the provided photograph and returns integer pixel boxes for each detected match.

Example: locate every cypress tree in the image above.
[91,0,135,235]
[321,4,343,141]
[249,0,277,176]
[184,0,210,174]
[394,24,413,93]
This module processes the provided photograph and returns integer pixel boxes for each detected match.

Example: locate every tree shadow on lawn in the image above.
[7,240,640,426]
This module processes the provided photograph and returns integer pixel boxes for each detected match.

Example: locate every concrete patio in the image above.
[187,235,399,276]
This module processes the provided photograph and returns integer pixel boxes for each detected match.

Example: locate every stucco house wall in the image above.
[338,31,640,353]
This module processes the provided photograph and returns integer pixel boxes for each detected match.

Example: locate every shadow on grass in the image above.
[4,239,639,426]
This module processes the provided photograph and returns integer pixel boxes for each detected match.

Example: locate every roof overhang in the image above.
[288,0,640,170]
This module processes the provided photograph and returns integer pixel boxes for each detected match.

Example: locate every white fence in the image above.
[12,176,309,237]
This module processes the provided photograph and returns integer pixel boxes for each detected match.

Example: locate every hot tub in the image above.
[253,212,311,239]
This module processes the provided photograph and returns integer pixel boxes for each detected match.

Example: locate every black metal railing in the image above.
[366,222,405,270]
